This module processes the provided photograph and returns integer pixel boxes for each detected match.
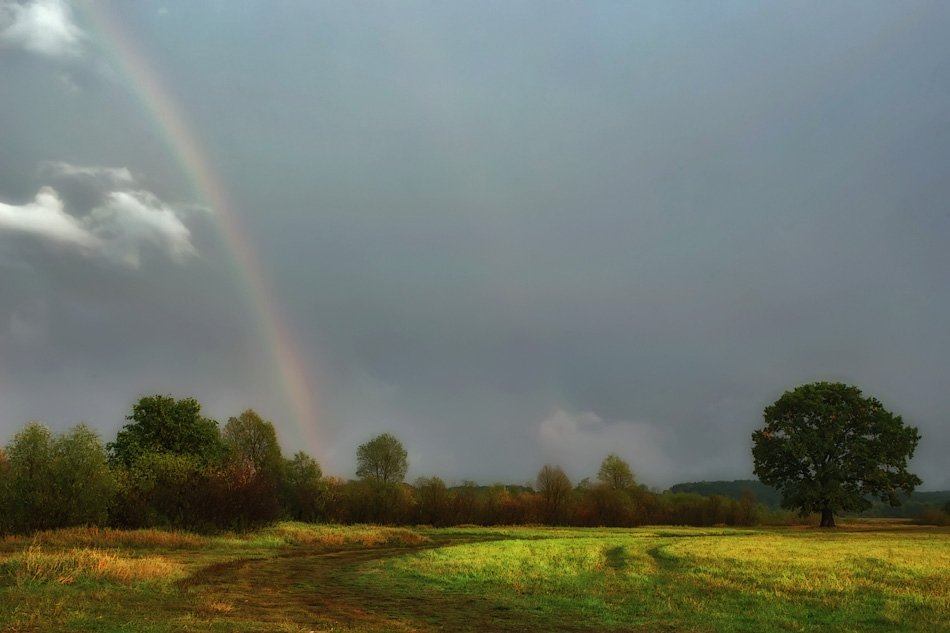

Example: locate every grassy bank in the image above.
[0,522,947,632]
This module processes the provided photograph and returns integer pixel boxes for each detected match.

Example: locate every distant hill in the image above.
[668,480,783,507]
[668,480,950,516]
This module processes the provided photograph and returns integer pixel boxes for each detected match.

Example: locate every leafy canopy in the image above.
[537,464,573,524]
[355,432,408,484]
[597,453,636,490]
[108,395,224,466]
[2,422,114,532]
[223,409,283,481]
[752,382,921,521]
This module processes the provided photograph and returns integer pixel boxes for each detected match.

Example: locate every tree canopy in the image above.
[597,454,636,490]
[1,423,114,532]
[752,382,921,527]
[356,433,408,484]
[537,464,573,524]
[223,409,283,482]
[108,395,224,466]
[281,451,324,522]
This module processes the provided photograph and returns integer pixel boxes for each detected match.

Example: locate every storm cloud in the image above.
[1,1,948,489]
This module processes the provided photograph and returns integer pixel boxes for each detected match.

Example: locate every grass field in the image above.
[0,522,947,632]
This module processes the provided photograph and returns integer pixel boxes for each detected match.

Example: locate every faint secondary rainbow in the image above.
[79,3,322,452]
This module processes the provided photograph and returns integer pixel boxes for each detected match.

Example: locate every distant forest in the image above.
[670,480,950,518]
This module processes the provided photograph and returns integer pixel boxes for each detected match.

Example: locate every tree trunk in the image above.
[819,507,835,528]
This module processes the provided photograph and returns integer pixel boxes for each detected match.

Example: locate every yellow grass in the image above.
[258,522,431,547]
[1,526,206,549]
[1,545,184,585]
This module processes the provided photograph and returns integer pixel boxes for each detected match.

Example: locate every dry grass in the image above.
[1,526,206,550]
[0,545,184,586]
[259,522,430,547]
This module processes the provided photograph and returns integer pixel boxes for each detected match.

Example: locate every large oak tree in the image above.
[752,382,921,527]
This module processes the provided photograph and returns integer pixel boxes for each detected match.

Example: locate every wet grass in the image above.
[0,522,947,632]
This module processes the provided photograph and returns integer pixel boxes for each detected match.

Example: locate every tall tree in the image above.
[597,453,636,490]
[752,382,921,528]
[222,409,283,482]
[108,395,223,466]
[355,433,408,484]
[220,409,285,527]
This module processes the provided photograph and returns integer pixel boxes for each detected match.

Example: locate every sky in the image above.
[1,0,948,489]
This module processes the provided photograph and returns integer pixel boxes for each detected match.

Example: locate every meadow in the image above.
[0,522,947,632]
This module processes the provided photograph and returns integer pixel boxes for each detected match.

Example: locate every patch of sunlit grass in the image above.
[258,522,430,547]
[0,545,184,586]
[365,525,950,632]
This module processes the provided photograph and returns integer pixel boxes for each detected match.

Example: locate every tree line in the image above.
[1,381,930,533]
[0,394,772,534]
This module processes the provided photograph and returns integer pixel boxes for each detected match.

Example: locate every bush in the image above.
[914,507,950,526]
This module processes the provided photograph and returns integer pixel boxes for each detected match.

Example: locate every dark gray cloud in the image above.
[1,1,948,488]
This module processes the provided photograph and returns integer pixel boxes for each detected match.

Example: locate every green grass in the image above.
[370,525,950,632]
[0,522,947,632]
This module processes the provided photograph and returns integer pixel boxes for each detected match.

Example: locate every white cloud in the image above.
[0,186,100,250]
[89,190,196,267]
[538,409,676,486]
[0,171,197,268]
[40,161,134,186]
[0,0,84,58]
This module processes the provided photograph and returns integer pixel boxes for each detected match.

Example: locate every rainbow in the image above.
[78,4,322,454]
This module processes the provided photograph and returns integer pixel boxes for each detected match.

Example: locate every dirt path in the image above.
[179,537,566,633]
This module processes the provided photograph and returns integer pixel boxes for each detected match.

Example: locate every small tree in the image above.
[355,433,408,484]
[4,423,56,531]
[281,451,324,522]
[597,454,636,491]
[752,382,921,528]
[414,476,449,526]
[536,464,572,525]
